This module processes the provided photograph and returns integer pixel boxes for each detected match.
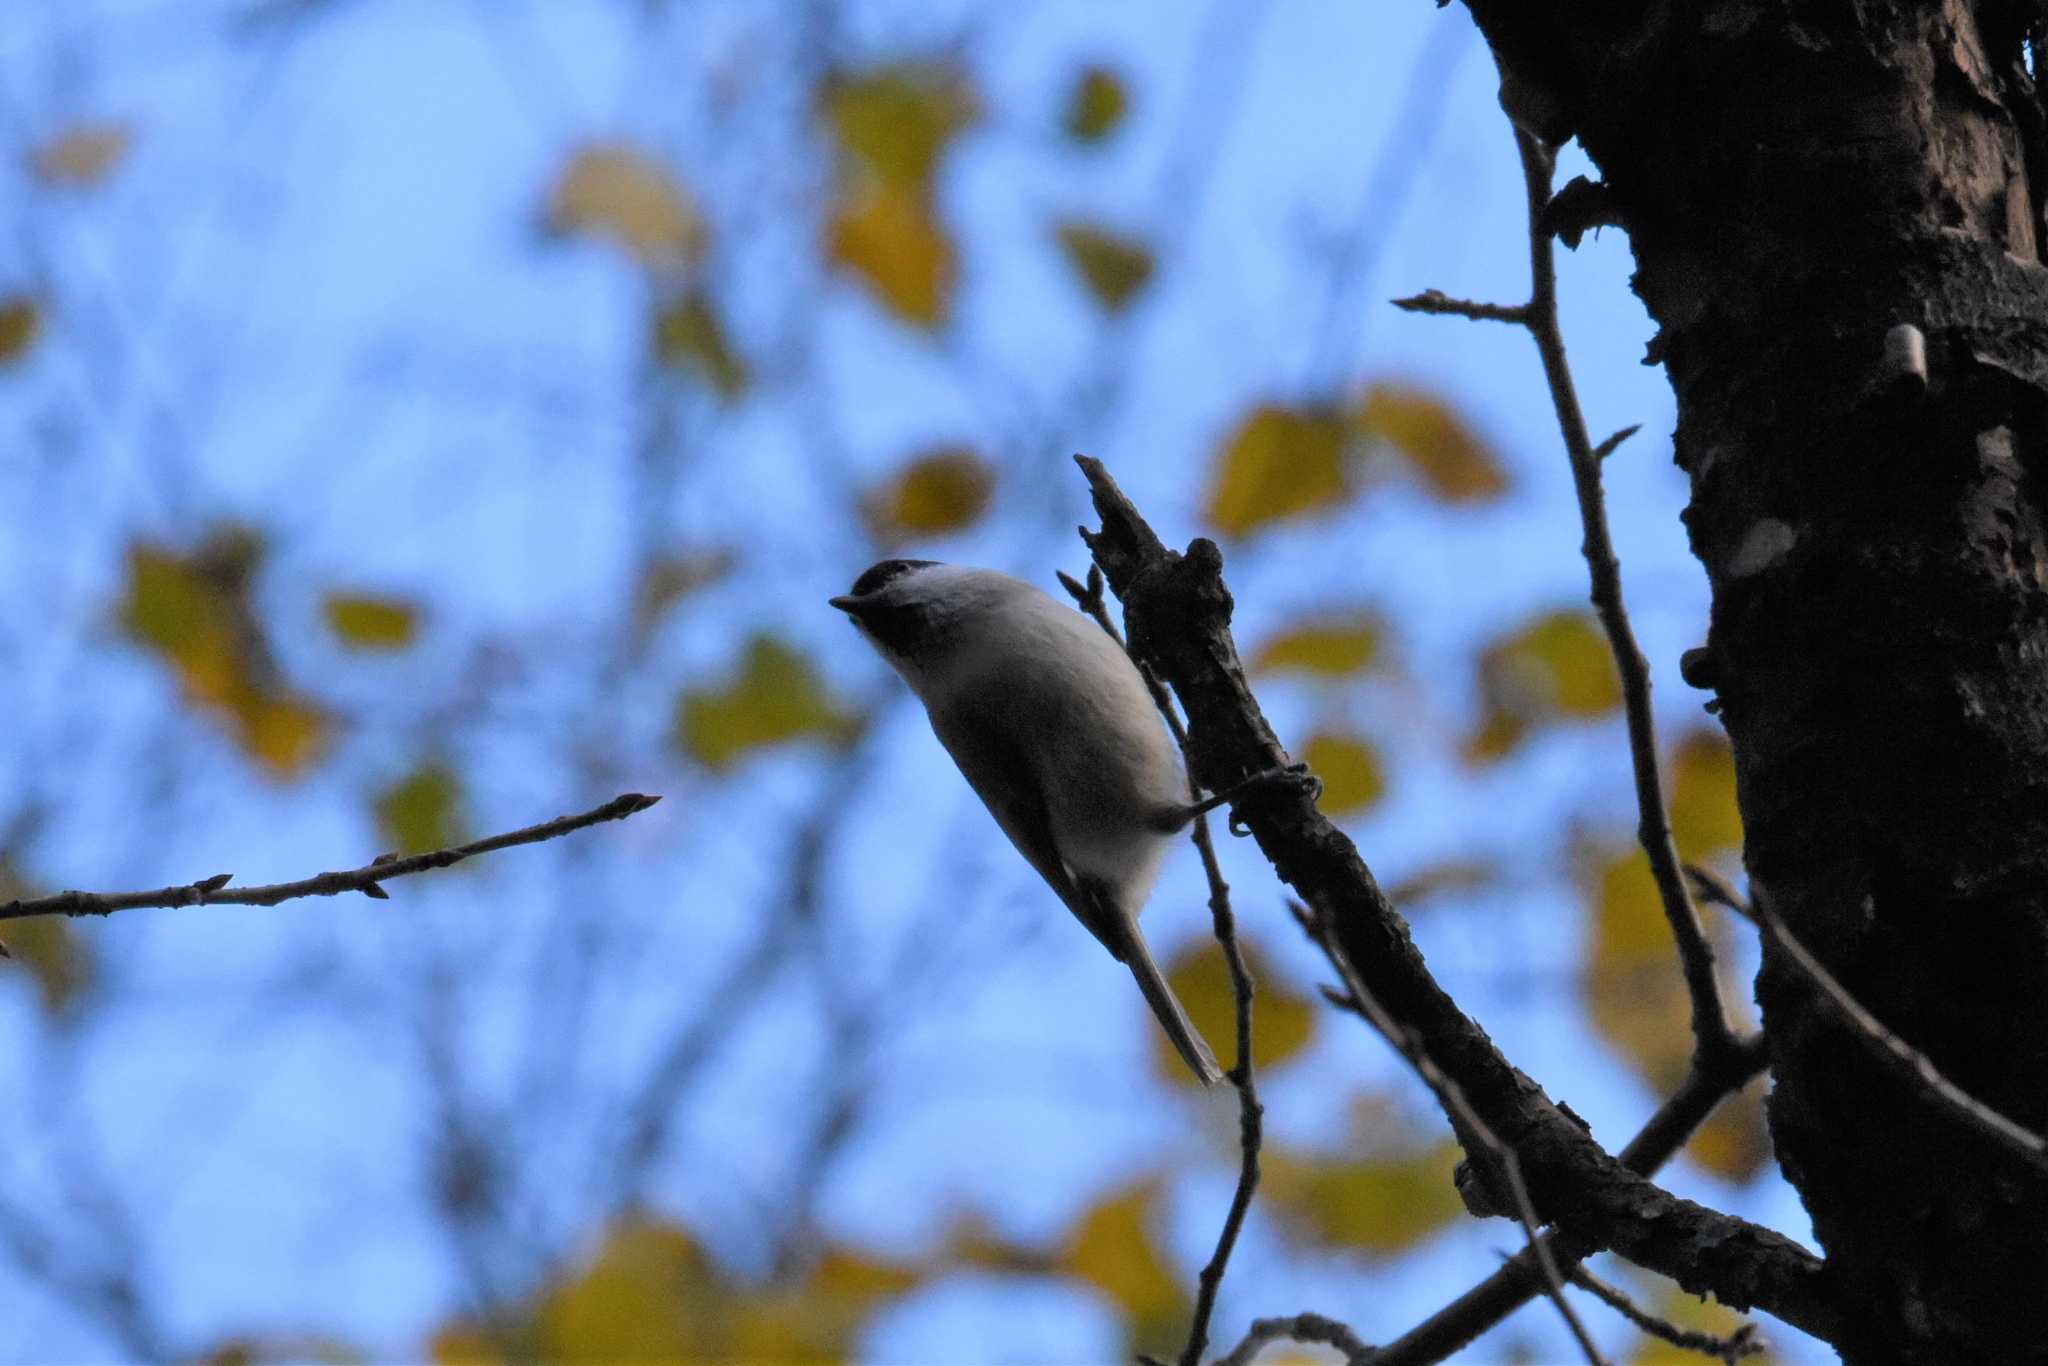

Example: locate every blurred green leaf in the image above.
[1058,1180,1186,1348]
[1465,610,1620,763]
[1062,66,1128,143]
[823,62,977,190]
[1355,381,1507,503]
[376,765,465,855]
[1300,731,1387,816]
[1251,614,1384,677]
[828,180,955,329]
[0,296,41,365]
[323,594,419,651]
[676,635,863,771]
[1158,938,1316,1083]
[1,915,92,1015]
[862,447,994,542]
[1054,221,1153,313]
[653,291,749,400]
[1265,1139,1464,1255]
[120,533,331,778]
[1668,727,1743,860]
[1203,403,1352,537]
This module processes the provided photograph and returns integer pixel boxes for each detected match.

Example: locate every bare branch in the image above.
[0,793,662,923]
[1390,288,1529,324]
[1073,453,1839,1345]
[1683,863,1757,924]
[1758,890,2048,1172]
[1213,1311,1375,1366]
[1302,905,1607,1366]
[1375,1034,1769,1365]
[1401,124,1735,1065]
[1567,1265,1764,1364]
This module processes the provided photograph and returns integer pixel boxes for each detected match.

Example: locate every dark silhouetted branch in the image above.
[0,793,662,922]
[1073,453,1839,1347]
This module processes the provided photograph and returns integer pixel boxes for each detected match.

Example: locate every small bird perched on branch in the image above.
[831,559,1312,1087]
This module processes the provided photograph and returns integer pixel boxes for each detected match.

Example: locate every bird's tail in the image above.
[1120,924,1226,1087]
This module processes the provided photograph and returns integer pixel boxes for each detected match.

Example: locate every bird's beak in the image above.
[828,594,861,615]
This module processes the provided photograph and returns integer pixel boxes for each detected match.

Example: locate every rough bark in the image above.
[1460,3,2048,1361]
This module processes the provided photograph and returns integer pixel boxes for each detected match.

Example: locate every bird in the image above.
[831,558,1304,1087]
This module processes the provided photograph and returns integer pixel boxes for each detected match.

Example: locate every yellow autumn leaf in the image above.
[544,142,704,268]
[1202,403,1352,538]
[1465,610,1620,763]
[1300,732,1386,817]
[676,635,863,771]
[1,915,93,1015]
[528,1216,726,1362]
[861,447,994,542]
[1156,938,1316,1083]
[823,63,977,190]
[1058,1182,1182,1322]
[240,695,330,776]
[376,765,465,855]
[1667,727,1742,860]
[0,296,40,365]
[1054,221,1154,313]
[1685,1081,1773,1184]
[730,1246,922,1363]
[1355,381,1507,503]
[828,180,955,329]
[1251,614,1384,677]
[1264,1140,1464,1256]
[1581,845,1691,1091]
[323,594,418,651]
[1063,66,1128,143]
[652,291,748,400]
[120,537,331,779]
[940,1212,1052,1276]
[31,121,133,187]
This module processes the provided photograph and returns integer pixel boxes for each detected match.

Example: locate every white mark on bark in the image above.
[1728,519,1797,578]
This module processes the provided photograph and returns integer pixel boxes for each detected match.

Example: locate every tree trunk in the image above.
[1462,3,2048,1361]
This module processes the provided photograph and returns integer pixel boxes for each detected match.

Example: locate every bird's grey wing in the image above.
[925,693,1125,957]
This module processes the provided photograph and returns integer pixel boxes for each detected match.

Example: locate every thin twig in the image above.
[1567,1265,1763,1364]
[1509,127,1734,1063]
[1213,1311,1375,1366]
[1300,904,1607,1366]
[1390,288,1529,324]
[1399,124,1734,1064]
[1061,565,1262,1366]
[0,793,662,922]
[1757,890,2048,1171]
[1372,1032,1769,1366]
[1683,863,1757,924]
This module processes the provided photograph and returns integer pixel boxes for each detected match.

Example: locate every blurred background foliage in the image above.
[0,2,1807,1362]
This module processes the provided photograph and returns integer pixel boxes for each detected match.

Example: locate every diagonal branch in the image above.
[0,792,662,922]
[1757,889,2048,1172]
[1073,453,1841,1347]
[1374,1031,1768,1365]
[1302,904,1606,1365]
